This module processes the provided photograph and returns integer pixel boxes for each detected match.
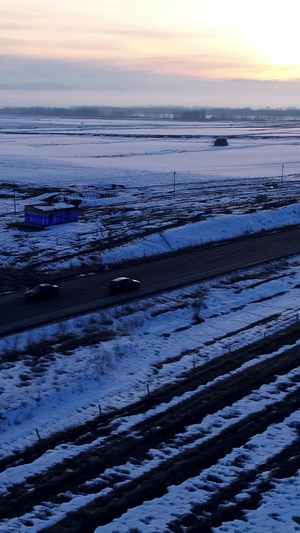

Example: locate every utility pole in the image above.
[173,170,176,196]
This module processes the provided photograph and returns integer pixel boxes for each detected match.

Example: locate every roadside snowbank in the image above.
[100,203,300,265]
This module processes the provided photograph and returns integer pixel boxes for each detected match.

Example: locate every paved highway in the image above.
[1,225,300,335]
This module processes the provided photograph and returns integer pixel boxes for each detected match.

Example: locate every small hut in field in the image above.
[24,202,78,227]
[214,137,228,146]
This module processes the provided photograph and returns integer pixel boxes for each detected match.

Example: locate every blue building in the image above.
[24,202,78,227]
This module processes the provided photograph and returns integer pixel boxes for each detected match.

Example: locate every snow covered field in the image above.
[1,116,300,185]
[1,116,300,279]
[0,116,300,532]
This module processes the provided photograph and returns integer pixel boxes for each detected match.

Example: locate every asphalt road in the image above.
[1,225,300,335]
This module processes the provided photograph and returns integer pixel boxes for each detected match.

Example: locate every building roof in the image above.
[25,202,77,212]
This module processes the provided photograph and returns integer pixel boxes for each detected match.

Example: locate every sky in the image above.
[2,0,300,109]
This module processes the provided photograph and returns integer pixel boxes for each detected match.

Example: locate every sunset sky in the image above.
[1,0,300,108]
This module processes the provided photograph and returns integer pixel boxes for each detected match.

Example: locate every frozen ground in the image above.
[1,121,300,279]
[1,116,300,186]
[0,116,300,532]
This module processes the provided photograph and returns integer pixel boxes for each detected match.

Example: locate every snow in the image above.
[25,202,75,212]
[2,117,300,186]
[1,116,300,532]
[101,203,300,265]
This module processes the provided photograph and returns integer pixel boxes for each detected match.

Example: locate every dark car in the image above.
[25,283,59,302]
[108,277,140,295]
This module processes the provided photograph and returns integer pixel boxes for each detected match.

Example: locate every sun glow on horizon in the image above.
[1,0,300,107]
[236,2,300,80]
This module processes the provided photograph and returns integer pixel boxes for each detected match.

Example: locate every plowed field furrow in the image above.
[1,317,300,475]
[1,338,300,526]
[170,438,300,532]
[38,388,300,533]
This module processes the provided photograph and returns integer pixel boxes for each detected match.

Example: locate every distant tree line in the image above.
[1,105,300,121]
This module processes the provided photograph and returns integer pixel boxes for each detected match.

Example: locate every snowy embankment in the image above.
[100,203,300,265]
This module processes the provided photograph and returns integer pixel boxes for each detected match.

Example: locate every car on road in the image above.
[108,277,140,295]
[25,283,59,302]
